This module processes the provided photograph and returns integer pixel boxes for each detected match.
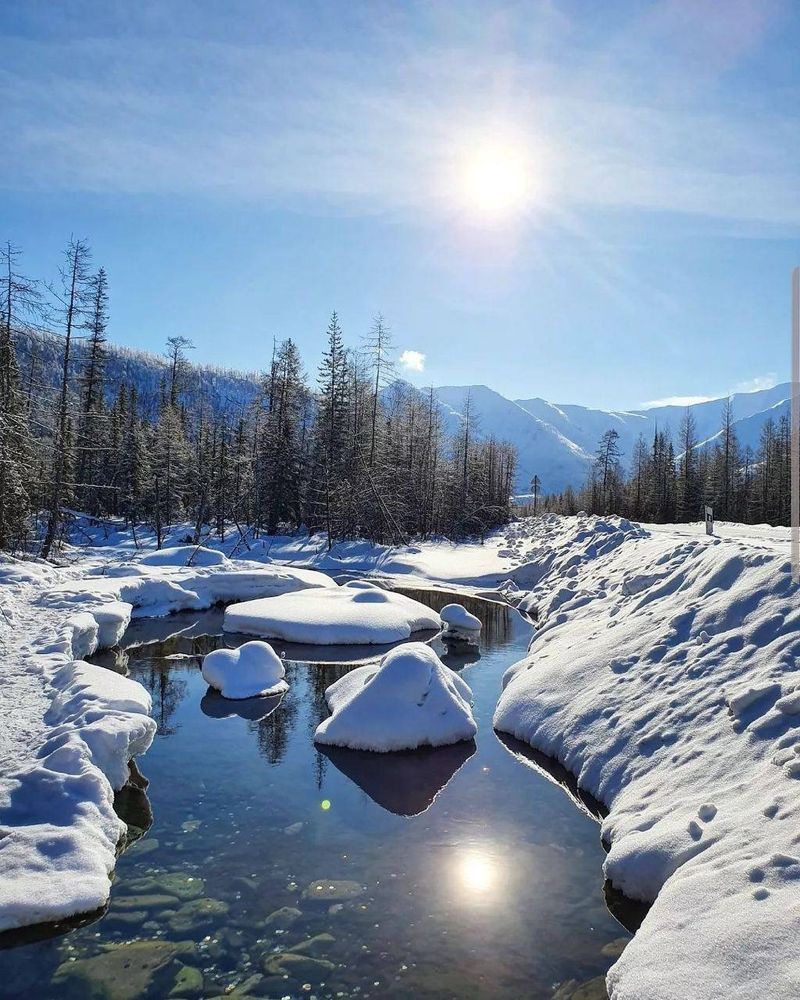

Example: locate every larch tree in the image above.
[42,237,92,559]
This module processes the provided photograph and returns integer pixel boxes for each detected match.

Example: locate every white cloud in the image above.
[642,374,780,409]
[399,349,426,373]
[731,374,778,394]
[642,395,716,409]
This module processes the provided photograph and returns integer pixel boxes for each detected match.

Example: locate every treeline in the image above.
[0,239,516,555]
[538,401,792,525]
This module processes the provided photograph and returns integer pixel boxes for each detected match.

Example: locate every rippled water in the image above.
[0,588,629,999]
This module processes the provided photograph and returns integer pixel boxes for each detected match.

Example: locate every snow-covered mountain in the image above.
[14,328,788,494]
[435,382,791,493]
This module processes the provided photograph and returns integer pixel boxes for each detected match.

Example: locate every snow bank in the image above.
[440,603,481,644]
[0,661,156,932]
[315,642,476,751]
[201,640,288,699]
[224,580,440,645]
[43,561,335,619]
[493,514,800,1000]
[136,544,227,567]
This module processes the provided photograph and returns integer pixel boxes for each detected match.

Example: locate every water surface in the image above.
[0,588,628,999]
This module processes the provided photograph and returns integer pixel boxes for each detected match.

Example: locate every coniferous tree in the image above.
[0,243,39,549]
[42,237,92,558]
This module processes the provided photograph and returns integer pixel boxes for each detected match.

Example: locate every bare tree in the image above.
[41,237,92,558]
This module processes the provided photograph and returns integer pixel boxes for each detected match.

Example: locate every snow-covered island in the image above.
[223,579,441,644]
[440,602,482,644]
[315,641,477,751]
[201,640,288,699]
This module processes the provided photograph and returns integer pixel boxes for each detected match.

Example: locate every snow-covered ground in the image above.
[493,514,800,1000]
[1,515,798,1000]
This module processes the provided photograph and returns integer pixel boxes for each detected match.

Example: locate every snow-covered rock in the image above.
[224,580,440,645]
[440,603,482,644]
[201,641,288,700]
[314,642,476,751]
[493,513,800,1000]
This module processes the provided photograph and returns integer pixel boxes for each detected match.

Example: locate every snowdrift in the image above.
[315,642,476,751]
[494,513,800,1000]
[223,580,441,645]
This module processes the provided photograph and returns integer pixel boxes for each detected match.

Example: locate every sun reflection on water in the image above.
[457,849,497,895]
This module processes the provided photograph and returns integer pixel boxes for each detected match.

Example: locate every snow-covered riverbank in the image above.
[0,547,333,933]
[2,515,798,1000]
[494,515,800,1000]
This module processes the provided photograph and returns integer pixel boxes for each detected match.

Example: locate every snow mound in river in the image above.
[493,513,800,1000]
[440,603,481,644]
[315,642,476,751]
[202,640,288,699]
[223,580,440,645]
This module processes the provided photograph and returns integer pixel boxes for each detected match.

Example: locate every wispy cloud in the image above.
[1,1,797,226]
[399,349,426,373]
[731,374,778,394]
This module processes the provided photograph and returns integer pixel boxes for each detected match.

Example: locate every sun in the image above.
[460,145,532,219]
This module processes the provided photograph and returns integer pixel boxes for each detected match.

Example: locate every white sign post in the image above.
[705,505,714,536]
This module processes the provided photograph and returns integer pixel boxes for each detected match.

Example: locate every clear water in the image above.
[0,588,629,1000]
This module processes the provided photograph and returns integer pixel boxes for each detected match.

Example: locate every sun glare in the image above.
[457,850,496,893]
[460,145,532,219]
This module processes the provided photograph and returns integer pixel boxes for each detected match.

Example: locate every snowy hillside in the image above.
[12,328,259,421]
[440,382,790,492]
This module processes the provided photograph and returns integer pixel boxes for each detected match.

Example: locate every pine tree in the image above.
[677,409,701,520]
[76,266,109,512]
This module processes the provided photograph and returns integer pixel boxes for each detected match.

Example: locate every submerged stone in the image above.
[167,897,229,934]
[262,905,303,931]
[103,909,148,928]
[553,976,609,1000]
[600,937,629,958]
[290,932,335,957]
[169,963,204,998]
[302,879,363,902]
[121,872,204,902]
[110,893,178,911]
[53,939,195,1000]
[262,951,335,981]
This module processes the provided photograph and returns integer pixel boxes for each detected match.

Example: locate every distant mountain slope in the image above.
[432,385,591,494]
[441,383,790,493]
[13,329,788,493]
[12,328,260,420]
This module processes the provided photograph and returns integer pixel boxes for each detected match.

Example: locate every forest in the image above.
[538,403,793,526]
[0,239,517,554]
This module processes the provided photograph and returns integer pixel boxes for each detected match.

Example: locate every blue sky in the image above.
[2,0,798,409]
